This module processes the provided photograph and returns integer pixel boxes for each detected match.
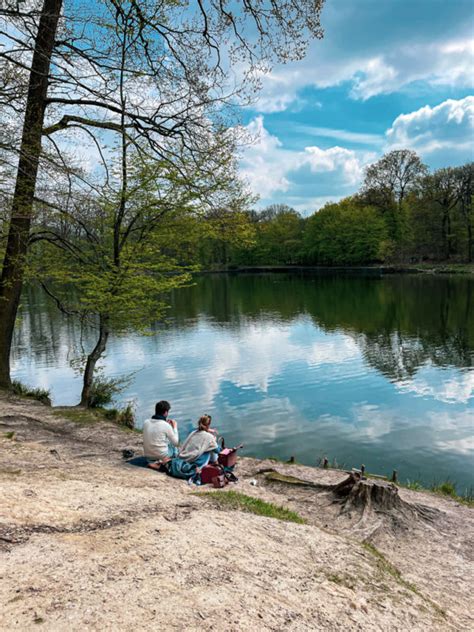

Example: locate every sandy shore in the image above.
[1,393,473,631]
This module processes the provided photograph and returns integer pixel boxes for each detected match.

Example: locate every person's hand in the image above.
[168,418,177,429]
[209,428,218,436]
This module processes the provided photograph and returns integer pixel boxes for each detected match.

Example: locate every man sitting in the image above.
[143,400,179,467]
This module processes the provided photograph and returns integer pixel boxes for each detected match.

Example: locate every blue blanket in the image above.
[167,457,197,480]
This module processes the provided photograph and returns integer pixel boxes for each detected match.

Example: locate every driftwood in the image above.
[265,471,329,490]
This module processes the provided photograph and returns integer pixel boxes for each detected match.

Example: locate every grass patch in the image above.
[326,572,356,590]
[430,480,474,507]
[404,479,423,491]
[362,542,445,617]
[398,478,474,507]
[194,490,306,524]
[53,405,139,432]
[53,407,103,425]
[102,403,135,429]
[431,480,457,498]
[4,431,15,439]
[11,380,51,406]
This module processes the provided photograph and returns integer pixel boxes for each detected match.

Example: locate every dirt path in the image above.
[1,394,472,631]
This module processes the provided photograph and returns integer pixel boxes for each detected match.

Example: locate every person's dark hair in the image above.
[155,400,170,416]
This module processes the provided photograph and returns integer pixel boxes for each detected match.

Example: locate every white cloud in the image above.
[240,116,373,205]
[385,96,474,156]
[241,96,474,209]
[349,57,399,100]
[253,30,474,111]
[252,69,306,113]
[240,116,292,197]
[296,126,383,146]
[303,146,365,185]
[288,196,341,214]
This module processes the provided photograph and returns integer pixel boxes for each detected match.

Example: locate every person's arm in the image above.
[166,421,179,447]
[207,433,218,452]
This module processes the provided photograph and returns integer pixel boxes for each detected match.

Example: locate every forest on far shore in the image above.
[202,150,473,268]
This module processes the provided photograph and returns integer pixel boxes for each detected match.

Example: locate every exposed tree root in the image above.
[0,502,195,549]
[263,470,441,538]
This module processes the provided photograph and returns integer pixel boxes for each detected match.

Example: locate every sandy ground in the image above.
[1,394,473,631]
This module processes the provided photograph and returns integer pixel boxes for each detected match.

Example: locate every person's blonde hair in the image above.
[198,415,211,432]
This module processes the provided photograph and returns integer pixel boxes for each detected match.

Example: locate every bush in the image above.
[88,374,130,408]
[103,403,135,429]
[431,480,457,498]
[11,380,51,406]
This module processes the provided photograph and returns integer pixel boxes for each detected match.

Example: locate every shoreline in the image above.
[200,263,474,276]
[5,395,473,503]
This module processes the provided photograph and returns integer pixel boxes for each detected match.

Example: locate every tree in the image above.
[456,163,474,262]
[197,209,256,269]
[363,150,428,210]
[0,0,325,387]
[302,199,387,265]
[361,150,427,259]
[229,205,303,265]
[30,142,248,406]
[0,0,62,387]
[424,167,460,259]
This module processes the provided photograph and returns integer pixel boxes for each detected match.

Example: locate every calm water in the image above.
[12,273,474,492]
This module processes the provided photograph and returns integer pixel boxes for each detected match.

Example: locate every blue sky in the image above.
[240,0,474,214]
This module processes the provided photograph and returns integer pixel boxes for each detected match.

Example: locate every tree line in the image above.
[202,150,473,268]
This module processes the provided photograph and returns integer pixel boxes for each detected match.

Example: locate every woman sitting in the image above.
[178,414,220,469]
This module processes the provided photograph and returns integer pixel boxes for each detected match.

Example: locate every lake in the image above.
[11,272,474,493]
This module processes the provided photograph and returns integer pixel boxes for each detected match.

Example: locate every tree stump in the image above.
[332,472,404,513]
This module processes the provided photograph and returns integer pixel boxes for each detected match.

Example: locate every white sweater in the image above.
[143,418,179,460]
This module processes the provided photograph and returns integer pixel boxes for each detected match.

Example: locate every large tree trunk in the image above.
[441,210,449,261]
[79,315,109,407]
[467,222,473,263]
[0,0,62,388]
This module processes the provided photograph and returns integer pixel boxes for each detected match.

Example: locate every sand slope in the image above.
[1,394,472,631]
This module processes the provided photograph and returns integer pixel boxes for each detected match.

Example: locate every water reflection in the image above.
[11,273,474,491]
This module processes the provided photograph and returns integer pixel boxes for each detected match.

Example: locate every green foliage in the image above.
[228,205,304,266]
[405,480,423,491]
[27,144,253,405]
[194,490,306,523]
[362,542,446,616]
[430,480,457,498]
[399,478,473,506]
[103,403,135,429]
[202,156,472,268]
[88,374,131,408]
[11,380,51,406]
[302,199,388,265]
